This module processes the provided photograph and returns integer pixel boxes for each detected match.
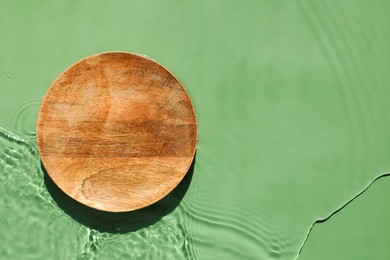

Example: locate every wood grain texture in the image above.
[36,52,197,212]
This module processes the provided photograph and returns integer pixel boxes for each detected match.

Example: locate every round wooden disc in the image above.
[36,52,197,212]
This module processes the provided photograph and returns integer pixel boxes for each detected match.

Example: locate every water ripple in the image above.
[12,99,41,140]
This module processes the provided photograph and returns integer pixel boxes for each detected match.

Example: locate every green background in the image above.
[1,0,390,259]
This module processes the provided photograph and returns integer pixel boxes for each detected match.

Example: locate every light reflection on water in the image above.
[1,0,390,259]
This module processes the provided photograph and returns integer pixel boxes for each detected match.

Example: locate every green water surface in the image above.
[1,0,390,259]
